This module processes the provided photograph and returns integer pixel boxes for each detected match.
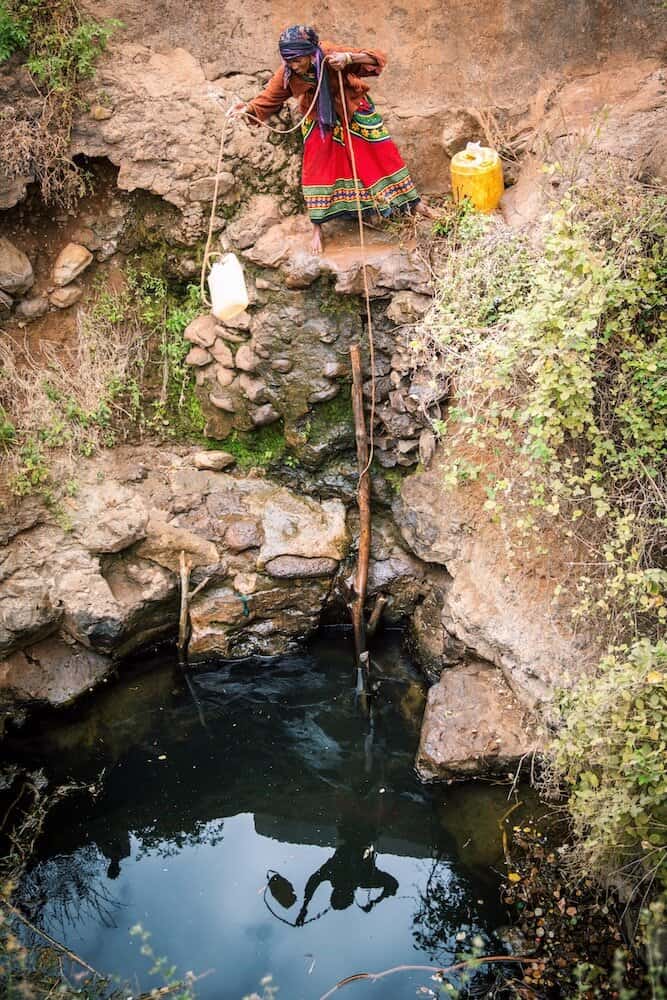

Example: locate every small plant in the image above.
[0,2,27,61]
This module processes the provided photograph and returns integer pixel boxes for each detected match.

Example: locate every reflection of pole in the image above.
[350,344,371,669]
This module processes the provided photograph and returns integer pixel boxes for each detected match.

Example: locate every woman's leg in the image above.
[311,221,323,254]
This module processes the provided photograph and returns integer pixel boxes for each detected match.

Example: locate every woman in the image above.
[229,25,434,254]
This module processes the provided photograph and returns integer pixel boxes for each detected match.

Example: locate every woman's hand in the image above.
[326,51,353,71]
[226,100,248,118]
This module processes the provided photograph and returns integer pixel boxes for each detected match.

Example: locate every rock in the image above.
[323,361,346,379]
[15,295,48,320]
[52,243,93,286]
[308,384,340,404]
[239,374,270,404]
[185,346,213,366]
[0,290,12,318]
[259,492,349,565]
[387,290,433,325]
[184,314,219,348]
[102,552,178,651]
[0,237,33,295]
[265,556,338,578]
[439,108,484,158]
[224,519,263,551]
[0,568,62,658]
[272,358,292,373]
[50,284,83,309]
[250,403,280,426]
[209,338,234,366]
[135,512,220,573]
[90,104,114,121]
[0,637,111,708]
[234,343,260,372]
[192,451,235,471]
[68,483,148,553]
[418,429,437,468]
[188,171,235,202]
[416,661,538,781]
[209,390,237,413]
[215,365,235,387]
[395,459,597,706]
[225,194,282,249]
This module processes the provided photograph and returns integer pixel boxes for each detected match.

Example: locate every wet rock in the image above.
[15,295,48,320]
[224,519,263,552]
[0,637,111,708]
[250,403,280,427]
[185,346,213,366]
[135,512,220,573]
[184,314,219,348]
[69,482,148,553]
[416,660,538,781]
[53,243,94,286]
[225,194,282,249]
[50,284,83,309]
[0,237,33,295]
[265,555,338,578]
[192,451,235,471]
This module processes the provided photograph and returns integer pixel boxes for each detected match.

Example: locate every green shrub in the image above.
[547,639,667,888]
[0,2,27,61]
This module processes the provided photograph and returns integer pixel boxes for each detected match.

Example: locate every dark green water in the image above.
[11,631,524,999]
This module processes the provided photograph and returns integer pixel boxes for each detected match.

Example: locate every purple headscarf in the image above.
[278,25,335,135]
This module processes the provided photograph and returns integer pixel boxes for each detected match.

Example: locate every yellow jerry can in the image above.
[450,142,504,213]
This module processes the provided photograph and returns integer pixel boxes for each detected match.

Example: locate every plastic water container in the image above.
[450,142,504,213]
[208,253,249,321]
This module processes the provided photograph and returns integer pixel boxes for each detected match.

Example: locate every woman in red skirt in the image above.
[230,24,434,254]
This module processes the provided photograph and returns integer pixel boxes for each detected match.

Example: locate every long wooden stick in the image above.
[350,344,371,665]
[319,955,540,1000]
[177,550,192,665]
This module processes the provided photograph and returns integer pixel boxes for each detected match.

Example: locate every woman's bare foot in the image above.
[310,223,323,255]
[414,200,438,220]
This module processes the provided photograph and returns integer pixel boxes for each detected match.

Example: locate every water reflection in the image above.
[11,632,521,999]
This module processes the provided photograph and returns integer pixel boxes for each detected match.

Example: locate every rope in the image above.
[199,61,327,307]
[200,60,377,481]
[336,68,376,479]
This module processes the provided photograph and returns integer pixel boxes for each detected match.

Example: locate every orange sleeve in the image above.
[246,66,291,124]
[322,42,387,78]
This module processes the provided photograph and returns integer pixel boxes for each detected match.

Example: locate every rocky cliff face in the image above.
[1,1,665,779]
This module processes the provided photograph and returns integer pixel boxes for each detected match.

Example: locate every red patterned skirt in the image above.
[301,98,420,223]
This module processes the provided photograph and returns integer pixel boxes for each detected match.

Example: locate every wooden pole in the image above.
[350,344,371,665]
[177,549,192,665]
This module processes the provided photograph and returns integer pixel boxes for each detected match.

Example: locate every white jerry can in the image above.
[208,253,249,322]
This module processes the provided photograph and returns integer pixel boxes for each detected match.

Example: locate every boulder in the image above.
[0,568,62,658]
[416,661,538,781]
[50,284,83,309]
[265,556,338,578]
[225,194,283,249]
[69,482,148,553]
[234,343,261,372]
[386,290,433,325]
[14,295,48,320]
[258,493,349,565]
[135,512,220,573]
[0,637,111,709]
[192,450,235,471]
[224,519,263,551]
[52,243,94,286]
[209,338,234,366]
[250,402,280,426]
[185,346,213,366]
[184,314,219,348]
[0,237,33,295]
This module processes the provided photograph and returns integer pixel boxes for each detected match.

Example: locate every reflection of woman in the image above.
[230,25,435,254]
[294,840,399,925]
